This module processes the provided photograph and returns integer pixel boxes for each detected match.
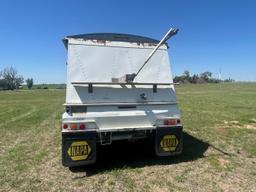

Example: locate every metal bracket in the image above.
[100,132,112,145]
[153,84,157,93]
[88,83,93,93]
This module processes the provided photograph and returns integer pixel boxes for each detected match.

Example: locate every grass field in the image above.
[0,83,256,192]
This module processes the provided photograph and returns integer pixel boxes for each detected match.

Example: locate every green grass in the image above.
[0,83,256,191]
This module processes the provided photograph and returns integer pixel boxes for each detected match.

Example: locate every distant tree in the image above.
[200,71,212,82]
[173,70,190,83]
[197,78,206,84]
[208,78,221,83]
[183,70,190,82]
[191,74,199,84]
[183,70,190,79]
[15,76,24,88]
[173,70,230,84]
[173,76,183,83]
[0,67,24,90]
[223,78,235,82]
[0,79,8,90]
[26,78,33,89]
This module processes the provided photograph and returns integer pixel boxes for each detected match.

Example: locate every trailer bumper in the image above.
[62,131,97,167]
[155,126,183,156]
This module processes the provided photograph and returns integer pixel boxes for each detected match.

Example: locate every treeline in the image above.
[0,67,33,90]
[173,70,234,84]
[33,84,65,89]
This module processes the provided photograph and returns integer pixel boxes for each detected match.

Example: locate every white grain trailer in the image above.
[62,29,183,167]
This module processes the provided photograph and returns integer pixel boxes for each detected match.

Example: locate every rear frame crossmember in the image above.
[72,81,178,93]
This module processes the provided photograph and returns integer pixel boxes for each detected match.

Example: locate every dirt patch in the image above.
[218,158,230,167]
[224,120,239,125]
[215,120,240,134]
[244,124,256,130]
[216,120,256,131]
[215,125,228,135]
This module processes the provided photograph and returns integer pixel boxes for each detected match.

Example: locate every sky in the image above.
[0,0,255,83]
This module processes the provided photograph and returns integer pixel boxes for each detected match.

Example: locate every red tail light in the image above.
[163,119,168,125]
[163,119,180,126]
[62,122,96,131]
[79,124,86,130]
[164,119,175,125]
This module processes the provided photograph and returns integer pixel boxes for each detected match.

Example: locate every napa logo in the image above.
[160,135,179,152]
[67,141,91,161]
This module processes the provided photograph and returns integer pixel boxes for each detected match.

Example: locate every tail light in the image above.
[164,119,177,126]
[62,122,96,131]
[79,124,86,130]
[156,118,181,126]
[70,124,78,130]
[63,124,68,129]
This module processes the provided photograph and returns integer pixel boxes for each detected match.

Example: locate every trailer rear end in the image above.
[61,30,183,167]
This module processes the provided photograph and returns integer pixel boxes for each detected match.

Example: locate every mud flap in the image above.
[155,126,183,156]
[62,131,96,167]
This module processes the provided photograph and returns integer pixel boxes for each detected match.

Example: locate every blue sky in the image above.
[0,0,255,83]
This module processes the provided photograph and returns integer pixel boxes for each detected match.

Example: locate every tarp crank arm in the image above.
[125,28,179,82]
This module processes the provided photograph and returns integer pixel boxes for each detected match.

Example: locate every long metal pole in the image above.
[135,28,179,78]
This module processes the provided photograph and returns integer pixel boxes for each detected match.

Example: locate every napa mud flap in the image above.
[155,126,183,156]
[62,132,96,167]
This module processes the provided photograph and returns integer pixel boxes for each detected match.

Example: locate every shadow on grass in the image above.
[70,132,212,176]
